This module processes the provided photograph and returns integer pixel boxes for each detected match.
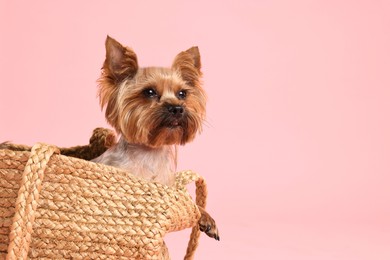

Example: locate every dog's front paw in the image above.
[198,207,220,241]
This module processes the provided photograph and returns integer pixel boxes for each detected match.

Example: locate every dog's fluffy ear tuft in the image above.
[103,35,138,82]
[98,36,138,132]
[172,46,202,87]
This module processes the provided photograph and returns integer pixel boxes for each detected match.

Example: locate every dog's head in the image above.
[98,36,206,148]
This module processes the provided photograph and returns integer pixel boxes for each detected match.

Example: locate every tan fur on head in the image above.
[98,36,206,148]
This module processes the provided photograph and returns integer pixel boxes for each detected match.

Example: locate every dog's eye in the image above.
[143,88,157,98]
[177,90,187,100]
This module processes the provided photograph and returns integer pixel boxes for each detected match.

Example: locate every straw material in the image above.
[0,128,205,259]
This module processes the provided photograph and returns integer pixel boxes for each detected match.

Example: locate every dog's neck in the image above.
[93,137,177,186]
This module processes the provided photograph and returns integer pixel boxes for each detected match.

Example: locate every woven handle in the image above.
[176,171,208,260]
[6,143,59,259]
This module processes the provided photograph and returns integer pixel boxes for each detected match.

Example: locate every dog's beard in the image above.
[148,113,189,147]
[119,108,201,148]
[149,126,185,147]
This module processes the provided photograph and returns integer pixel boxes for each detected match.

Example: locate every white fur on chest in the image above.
[92,138,177,186]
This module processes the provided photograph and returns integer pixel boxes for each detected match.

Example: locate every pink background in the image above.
[1,1,390,259]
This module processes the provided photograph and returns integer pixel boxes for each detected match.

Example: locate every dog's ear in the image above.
[172,46,202,87]
[103,35,138,82]
[98,36,138,132]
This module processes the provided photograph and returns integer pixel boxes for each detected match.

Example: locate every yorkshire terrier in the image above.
[92,36,219,240]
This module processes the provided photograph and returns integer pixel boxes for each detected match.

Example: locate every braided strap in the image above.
[176,171,207,260]
[6,144,59,259]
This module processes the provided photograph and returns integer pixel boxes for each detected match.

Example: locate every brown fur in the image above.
[98,36,206,148]
[93,36,218,240]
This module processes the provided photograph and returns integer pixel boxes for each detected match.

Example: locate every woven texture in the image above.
[0,128,205,259]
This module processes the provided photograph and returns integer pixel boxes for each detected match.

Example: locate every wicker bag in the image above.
[0,128,206,259]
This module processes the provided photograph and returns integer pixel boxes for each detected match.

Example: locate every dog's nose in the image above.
[167,105,184,115]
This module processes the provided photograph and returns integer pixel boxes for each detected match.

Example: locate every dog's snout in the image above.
[167,105,184,115]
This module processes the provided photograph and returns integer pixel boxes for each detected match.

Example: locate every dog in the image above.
[92,36,219,240]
